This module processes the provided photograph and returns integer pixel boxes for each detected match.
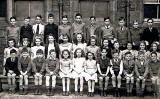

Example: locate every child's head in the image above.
[21,48,29,58]
[62,15,68,25]
[75,13,82,23]
[36,49,43,58]
[49,49,56,59]
[48,34,55,43]
[10,17,16,26]
[89,36,96,46]
[139,41,146,50]
[138,51,145,60]
[86,52,95,60]
[10,49,17,58]
[8,39,15,47]
[133,20,139,28]
[147,18,153,27]
[118,17,125,27]
[35,15,42,24]
[24,17,30,25]
[104,17,110,26]
[90,16,96,24]
[125,51,132,61]
[101,48,107,57]
[113,41,120,49]
[102,39,109,47]
[62,34,69,43]
[126,42,133,50]
[35,38,42,46]
[48,14,54,24]
[150,52,157,61]
[76,33,84,43]
[61,49,70,59]
[74,48,85,58]
[22,38,29,47]
[112,52,119,59]
[151,42,159,52]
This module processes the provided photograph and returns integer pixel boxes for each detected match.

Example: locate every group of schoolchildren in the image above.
[2,13,160,97]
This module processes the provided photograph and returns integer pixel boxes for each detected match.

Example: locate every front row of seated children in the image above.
[4,47,160,97]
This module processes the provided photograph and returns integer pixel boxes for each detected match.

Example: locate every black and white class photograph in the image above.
[0,0,160,99]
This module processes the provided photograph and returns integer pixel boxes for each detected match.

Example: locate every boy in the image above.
[44,14,58,43]
[135,51,149,97]
[5,49,19,94]
[149,52,160,97]
[72,13,86,42]
[18,48,31,95]
[32,15,45,42]
[32,49,46,95]
[115,17,131,50]
[97,17,115,46]
[20,17,33,46]
[110,52,123,97]
[123,52,135,96]
[45,49,59,96]
[6,17,20,46]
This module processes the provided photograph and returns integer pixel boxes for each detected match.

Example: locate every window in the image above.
[0,0,7,17]
[144,0,160,22]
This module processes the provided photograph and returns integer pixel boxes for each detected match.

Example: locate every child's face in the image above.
[62,18,68,25]
[50,52,56,59]
[8,40,14,47]
[152,43,157,51]
[10,19,16,26]
[10,53,16,58]
[113,53,119,59]
[75,16,82,22]
[48,36,54,43]
[76,49,82,58]
[140,43,145,50]
[22,52,29,58]
[36,16,42,24]
[147,20,153,27]
[114,42,119,49]
[133,22,139,28]
[48,17,54,24]
[36,53,43,58]
[88,53,93,60]
[103,40,109,47]
[90,18,96,24]
[151,54,157,61]
[77,34,82,42]
[63,36,68,43]
[127,43,132,50]
[23,40,28,47]
[139,54,145,60]
[125,54,131,60]
[101,49,107,57]
[24,19,30,25]
[104,19,110,25]
[90,39,96,46]
[63,51,69,59]
[35,39,41,46]
[119,20,125,27]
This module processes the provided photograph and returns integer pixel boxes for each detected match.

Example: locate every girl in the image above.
[86,36,100,60]
[123,52,135,96]
[73,33,87,54]
[101,38,112,59]
[58,15,72,43]
[45,34,59,58]
[31,37,45,60]
[59,50,73,96]
[45,49,59,96]
[97,48,110,97]
[110,52,123,97]
[84,52,98,97]
[150,42,160,60]
[135,51,149,97]
[72,48,86,96]
[19,38,31,57]
[59,34,73,58]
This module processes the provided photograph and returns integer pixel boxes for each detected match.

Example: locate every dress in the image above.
[73,43,87,53]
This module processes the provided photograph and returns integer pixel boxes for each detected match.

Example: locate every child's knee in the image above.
[19,75,23,79]
[24,75,28,79]
[7,73,12,78]
[99,77,103,82]
[52,75,56,80]
[105,76,109,81]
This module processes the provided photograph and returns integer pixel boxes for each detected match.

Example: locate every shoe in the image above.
[66,91,69,96]
[62,91,65,96]
[23,88,28,95]
[103,91,107,97]
[91,92,94,97]
[80,91,83,96]
[8,88,12,94]
[100,90,103,96]
[34,86,39,95]
[87,92,90,97]
[46,88,50,96]
[19,88,23,95]
[50,88,55,96]
[75,91,78,96]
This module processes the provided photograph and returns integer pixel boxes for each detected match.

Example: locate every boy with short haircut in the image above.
[44,14,58,43]
[5,49,19,94]
[115,17,131,50]
[45,49,59,96]
[32,49,46,95]
[18,48,31,95]
[6,17,20,46]
[20,17,33,46]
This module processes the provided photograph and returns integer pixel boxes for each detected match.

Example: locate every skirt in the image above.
[59,71,72,78]
[83,72,98,82]
[71,71,85,78]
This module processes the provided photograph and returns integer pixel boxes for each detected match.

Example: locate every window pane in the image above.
[144,4,157,18]
[0,0,7,17]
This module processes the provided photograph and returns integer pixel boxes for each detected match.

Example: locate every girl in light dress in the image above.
[72,48,86,96]
[84,52,98,97]
[59,49,73,96]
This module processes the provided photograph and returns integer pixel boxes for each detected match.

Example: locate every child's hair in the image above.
[86,52,95,60]
[10,49,17,54]
[138,51,145,56]
[46,34,55,44]
[62,34,71,43]
[21,47,29,54]
[61,49,71,58]
[75,13,82,18]
[48,13,54,18]
[104,17,110,21]
[24,17,30,20]
[150,51,157,57]
[36,15,42,19]
[34,37,43,46]
[10,16,16,21]
[125,51,132,56]
[74,33,85,45]
[126,42,133,48]
[119,17,125,21]
[87,35,97,46]
[90,16,96,20]
[62,15,68,19]
[74,48,85,58]
[147,18,153,22]
[49,49,56,54]
[101,38,111,48]
[7,38,16,47]
[36,49,43,54]
[133,20,138,24]
[150,42,159,52]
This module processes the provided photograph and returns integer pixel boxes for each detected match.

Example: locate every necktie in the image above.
[36,24,39,34]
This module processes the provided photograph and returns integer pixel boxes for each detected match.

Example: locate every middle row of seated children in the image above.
[4,44,160,97]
